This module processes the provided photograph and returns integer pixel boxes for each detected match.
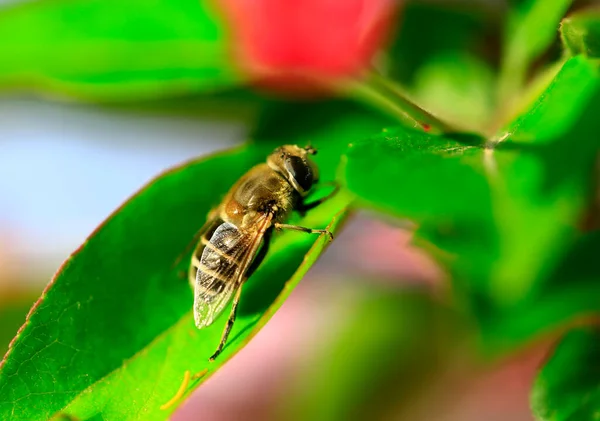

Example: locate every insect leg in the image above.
[209,285,244,361]
[274,223,334,241]
[246,227,273,279]
[299,181,340,212]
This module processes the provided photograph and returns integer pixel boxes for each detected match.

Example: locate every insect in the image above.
[188,144,337,361]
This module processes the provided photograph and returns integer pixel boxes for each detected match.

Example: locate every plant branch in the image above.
[345,72,459,135]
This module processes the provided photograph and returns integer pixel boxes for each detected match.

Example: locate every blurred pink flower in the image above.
[215,0,400,94]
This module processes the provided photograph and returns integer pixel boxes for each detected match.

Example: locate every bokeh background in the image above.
[1,0,594,419]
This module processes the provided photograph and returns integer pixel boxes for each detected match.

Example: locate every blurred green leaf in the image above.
[476,56,600,353]
[501,56,599,141]
[280,289,463,421]
[344,56,600,356]
[561,7,600,58]
[0,102,392,420]
[409,51,495,132]
[532,325,600,421]
[343,128,495,297]
[499,0,572,103]
[487,231,600,352]
[497,59,564,129]
[0,0,239,101]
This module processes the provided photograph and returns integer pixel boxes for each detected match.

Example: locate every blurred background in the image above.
[0,0,594,419]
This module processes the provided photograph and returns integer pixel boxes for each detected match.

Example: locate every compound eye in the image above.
[285,156,313,192]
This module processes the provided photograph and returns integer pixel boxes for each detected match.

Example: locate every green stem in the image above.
[346,72,457,135]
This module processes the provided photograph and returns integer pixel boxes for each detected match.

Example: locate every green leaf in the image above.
[488,231,600,354]
[343,128,495,293]
[480,57,600,353]
[561,8,600,58]
[344,56,600,356]
[499,0,573,103]
[498,60,564,129]
[532,325,600,421]
[0,0,239,101]
[0,101,392,421]
[0,147,345,421]
[501,56,599,141]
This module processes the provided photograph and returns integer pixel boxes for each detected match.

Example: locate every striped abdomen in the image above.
[190,222,245,300]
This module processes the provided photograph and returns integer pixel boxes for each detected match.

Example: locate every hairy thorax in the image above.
[220,164,297,226]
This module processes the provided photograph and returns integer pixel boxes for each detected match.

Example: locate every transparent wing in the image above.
[187,216,223,289]
[193,213,272,328]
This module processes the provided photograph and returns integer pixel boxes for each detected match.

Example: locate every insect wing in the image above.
[186,216,223,288]
[193,223,248,328]
[193,213,272,328]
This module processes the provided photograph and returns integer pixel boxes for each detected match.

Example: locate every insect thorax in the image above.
[231,165,298,222]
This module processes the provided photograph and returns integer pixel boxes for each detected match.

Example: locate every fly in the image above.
[188,144,337,361]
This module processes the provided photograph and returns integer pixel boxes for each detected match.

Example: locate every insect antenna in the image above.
[304,143,317,155]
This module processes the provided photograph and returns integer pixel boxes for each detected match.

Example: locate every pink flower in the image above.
[215,0,400,94]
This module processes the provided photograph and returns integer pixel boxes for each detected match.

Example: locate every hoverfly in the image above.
[188,144,337,361]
